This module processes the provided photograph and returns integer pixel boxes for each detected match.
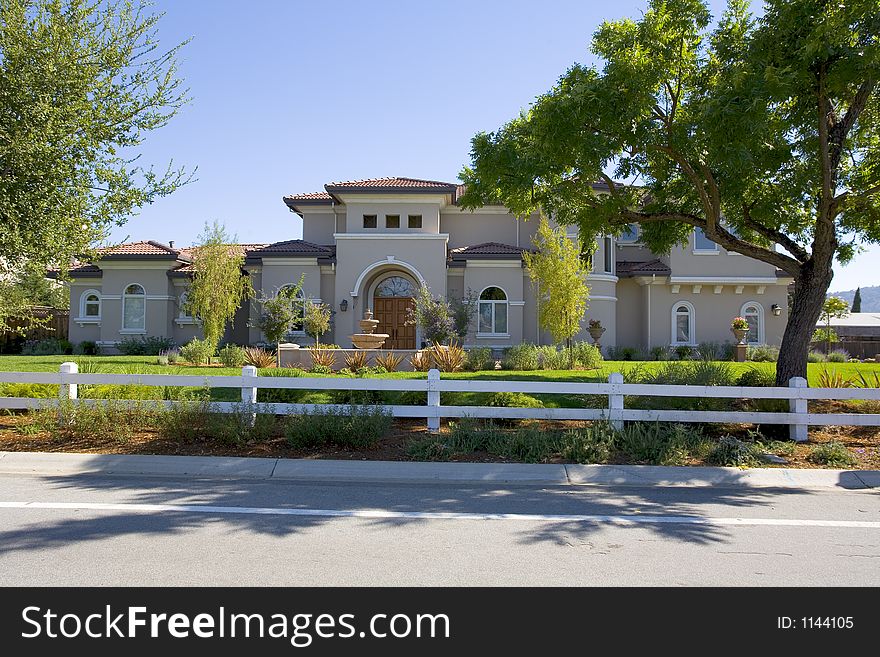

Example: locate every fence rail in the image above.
[2,363,880,442]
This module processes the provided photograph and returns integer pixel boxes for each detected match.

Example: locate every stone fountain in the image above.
[350,309,389,349]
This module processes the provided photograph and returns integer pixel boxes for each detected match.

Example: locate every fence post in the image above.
[427,368,440,434]
[59,361,78,401]
[242,365,258,427]
[789,376,808,442]
[608,372,624,431]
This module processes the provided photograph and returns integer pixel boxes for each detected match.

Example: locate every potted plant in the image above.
[731,317,750,344]
[588,319,606,346]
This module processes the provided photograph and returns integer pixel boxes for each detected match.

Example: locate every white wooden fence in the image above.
[2,363,880,442]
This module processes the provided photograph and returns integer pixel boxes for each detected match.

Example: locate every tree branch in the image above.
[740,202,809,263]
[829,78,877,172]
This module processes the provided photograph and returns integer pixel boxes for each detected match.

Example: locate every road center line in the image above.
[0,500,878,529]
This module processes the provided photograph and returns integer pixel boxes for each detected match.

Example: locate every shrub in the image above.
[696,341,726,361]
[431,341,465,372]
[707,435,761,467]
[180,338,215,365]
[826,349,850,363]
[537,345,567,370]
[572,341,602,369]
[464,347,494,371]
[501,343,539,371]
[559,423,617,463]
[55,399,161,443]
[74,340,100,356]
[673,345,694,360]
[808,441,857,467]
[117,335,174,356]
[206,403,277,445]
[218,344,246,368]
[616,423,708,465]
[309,364,333,375]
[648,345,670,361]
[486,392,544,408]
[410,350,431,372]
[747,344,779,362]
[375,351,404,373]
[157,399,214,440]
[329,388,386,405]
[736,367,776,387]
[855,371,880,388]
[607,345,641,361]
[630,361,735,411]
[285,406,392,449]
[161,349,180,365]
[309,345,336,370]
[156,355,169,366]
[395,390,427,406]
[0,383,58,398]
[21,338,73,355]
[343,350,369,371]
[244,346,276,368]
[807,350,826,363]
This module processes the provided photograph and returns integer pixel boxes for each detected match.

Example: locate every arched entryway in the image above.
[372,274,417,349]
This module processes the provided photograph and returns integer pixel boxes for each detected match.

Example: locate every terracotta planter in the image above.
[731,327,748,344]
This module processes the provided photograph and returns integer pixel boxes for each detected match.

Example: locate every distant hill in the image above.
[827,285,880,312]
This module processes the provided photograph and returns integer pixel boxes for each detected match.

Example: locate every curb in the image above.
[0,451,877,490]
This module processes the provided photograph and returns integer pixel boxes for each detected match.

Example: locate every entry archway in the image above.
[372,274,417,349]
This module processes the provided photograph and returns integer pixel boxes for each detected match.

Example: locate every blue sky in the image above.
[116,0,877,294]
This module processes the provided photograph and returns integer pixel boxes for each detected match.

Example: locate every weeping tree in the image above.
[0,0,192,329]
[460,0,880,385]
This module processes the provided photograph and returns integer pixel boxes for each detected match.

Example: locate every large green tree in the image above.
[523,217,591,366]
[460,0,880,384]
[0,0,191,328]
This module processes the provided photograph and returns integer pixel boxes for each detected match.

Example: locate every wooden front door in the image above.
[374,297,415,349]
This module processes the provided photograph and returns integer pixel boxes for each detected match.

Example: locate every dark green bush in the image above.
[117,335,174,356]
[707,435,761,467]
[747,344,779,362]
[486,392,544,408]
[617,422,708,465]
[465,347,494,371]
[501,343,539,371]
[736,367,776,387]
[21,338,72,355]
[218,344,246,368]
[559,423,617,463]
[285,406,392,449]
[74,340,100,356]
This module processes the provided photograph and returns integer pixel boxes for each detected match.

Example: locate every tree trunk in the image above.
[776,261,834,386]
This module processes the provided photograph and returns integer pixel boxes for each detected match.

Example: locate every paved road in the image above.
[0,471,877,586]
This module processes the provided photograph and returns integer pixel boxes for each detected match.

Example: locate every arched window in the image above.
[375,276,417,298]
[122,284,146,331]
[671,302,695,345]
[278,285,306,334]
[79,290,101,319]
[741,302,764,345]
[478,287,508,335]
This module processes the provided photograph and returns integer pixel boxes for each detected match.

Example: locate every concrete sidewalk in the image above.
[1,451,878,489]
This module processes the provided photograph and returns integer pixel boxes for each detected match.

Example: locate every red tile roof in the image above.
[448,242,531,263]
[325,177,457,190]
[283,191,334,202]
[615,259,671,276]
[246,240,335,257]
[98,240,181,258]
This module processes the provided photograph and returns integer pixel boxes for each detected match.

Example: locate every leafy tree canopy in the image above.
[460,0,879,383]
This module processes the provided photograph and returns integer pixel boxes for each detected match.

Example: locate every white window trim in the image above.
[671,301,696,346]
[121,283,146,332]
[693,228,719,254]
[75,289,102,324]
[602,236,614,274]
[740,301,764,345]
[616,224,640,245]
[477,286,509,336]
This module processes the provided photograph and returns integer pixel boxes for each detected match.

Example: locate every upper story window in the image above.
[408,214,422,229]
[618,224,639,244]
[385,214,400,229]
[79,290,101,320]
[478,286,508,335]
[178,290,193,320]
[693,228,719,253]
[122,283,146,331]
[363,215,377,229]
[603,237,613,273]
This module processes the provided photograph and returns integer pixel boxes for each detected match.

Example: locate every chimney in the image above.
[169,240,175,249]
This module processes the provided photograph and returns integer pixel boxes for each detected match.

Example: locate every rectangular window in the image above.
[694,228,718,252]
[603,237,613,273]
[676,314,690,343]
[619,224,639,243]
[123,298,145,330]
[385,214,400,228]
[479,303,493,334]
[408,214,422,229]
[363,214,377,229]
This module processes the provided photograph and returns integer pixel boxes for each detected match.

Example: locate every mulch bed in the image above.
[1,411,877,469]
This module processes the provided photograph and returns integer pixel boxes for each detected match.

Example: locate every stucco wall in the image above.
[461,262,525,347]
[68,281,103,345]
[344,201,441,235]
[96,265,174,344]
[668,235,779,277]
[301,211,337,245]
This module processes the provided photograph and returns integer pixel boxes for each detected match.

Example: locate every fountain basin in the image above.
[350,334,389,350]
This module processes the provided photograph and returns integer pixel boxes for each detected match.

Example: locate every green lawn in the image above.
[2,354,879,389]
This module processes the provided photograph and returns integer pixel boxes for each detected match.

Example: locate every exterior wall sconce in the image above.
[339,299,348,312]
[771,304,782,316]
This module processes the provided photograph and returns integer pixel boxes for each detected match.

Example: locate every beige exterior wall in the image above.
[461,262,525,347]
[342,198,441,235]
[668,232,779,277]
[301,210,337,244]
[68,281,103,345]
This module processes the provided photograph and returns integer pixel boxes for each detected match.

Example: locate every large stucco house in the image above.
[64,176,793,353]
